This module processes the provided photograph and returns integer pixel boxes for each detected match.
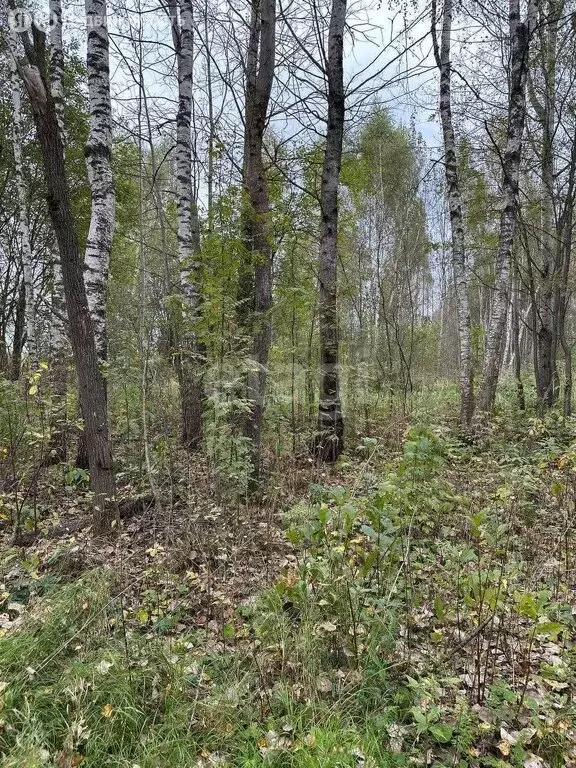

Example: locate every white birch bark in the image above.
[48,0,70,348]
[51,257,69,358]
[49,0,66,144]
[47,0,67,349]
[48,255,70,461]
[475,0,537,417]
[168,0,199,306]
[84,0,115,365]
[168,0,204,449]
[432,0,473,425]
[9,30,37,372]
[45,0,72,460]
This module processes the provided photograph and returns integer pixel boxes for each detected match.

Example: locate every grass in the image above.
[1,409,576,767]
[0,580,399,767]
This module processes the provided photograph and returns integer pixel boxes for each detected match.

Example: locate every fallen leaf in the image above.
[303,733,316,747]
[497,741,510,756]
[524,755,547,768]
[95,660,113,675]
[386,723,407,753]
[317,621,337,632]
[315,675,333,693]
[500,727,518,745]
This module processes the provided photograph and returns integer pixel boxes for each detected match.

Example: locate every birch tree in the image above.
[12,12,117,532]
[475,0,537,418]
[49,0,66,141]
[432,0,473,425]
[315,0,346,461]
[85,0,115,366]
[48,256,69,462]
[8,31,37,373]
[167,0,205,451]
[47,0,69,461]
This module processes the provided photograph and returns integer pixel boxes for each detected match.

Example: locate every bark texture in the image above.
[47,0,69,461]
[9,31,37,372]
[49,0,66,143]
[240,0,276,476]
[15,21,117,532]
[11,281,26,380]
[432,0,473,425]
[48,256,70,462]
[475,0,536,417]
[85,0,115,366]
[315,0,346,462]
[168,0,205,451]
[557,124,576,415]
[529,0,562,410]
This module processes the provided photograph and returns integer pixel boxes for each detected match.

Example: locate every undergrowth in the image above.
[1,415,575,767]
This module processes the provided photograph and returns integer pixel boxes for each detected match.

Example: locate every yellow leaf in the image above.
[497,740,510,756]
[102,703,114,718]
[28,385,38,396]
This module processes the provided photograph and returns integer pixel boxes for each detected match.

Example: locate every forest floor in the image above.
[1,404,575,768]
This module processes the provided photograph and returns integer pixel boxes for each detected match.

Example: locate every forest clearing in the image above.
[1,0,576,764]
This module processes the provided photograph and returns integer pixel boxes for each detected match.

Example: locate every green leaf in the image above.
[515,592,538,620]
[433,596,445,620]
[286,528,302,545]
[222,622,236,639]
[550,481,565,498]
[410,707,428,733]
[535,621,564,639]
[429,724,453,744]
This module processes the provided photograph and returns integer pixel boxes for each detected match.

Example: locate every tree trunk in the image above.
[46,0,69,463]
[15,21,117,533]
[315,0,346,462]
[10,280,26,381]
[0,337,9,377]
[9,34,37,373]
[48,257,70,462]
[432,0,473,425]
[511,267,525,410]
[84,0,115,366]
[240,0,276,476]
[475,0,536,418]
[557,125,576,416]
[49,0,66,142]
[74,0,115,467]
[530,0,562,410]
[168,0,205,451]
